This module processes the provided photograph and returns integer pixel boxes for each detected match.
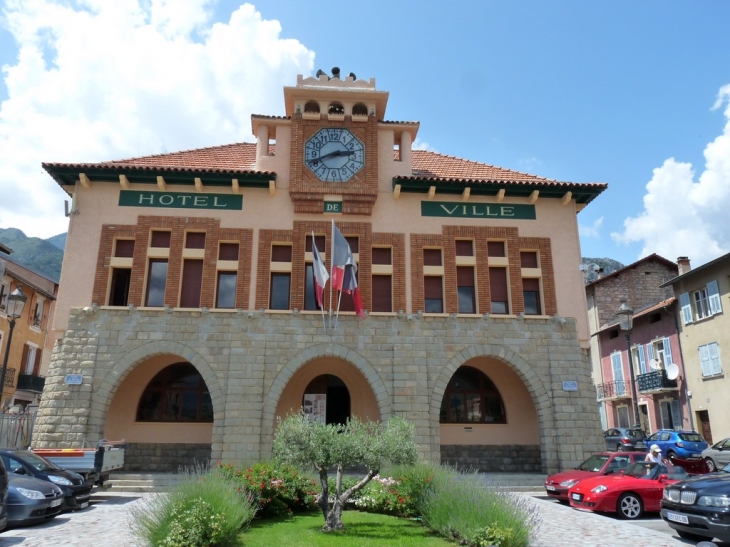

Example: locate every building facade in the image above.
[0,253,58,411]
[585,255,691,435]
[661,254,730,444]
[34,71,606,473]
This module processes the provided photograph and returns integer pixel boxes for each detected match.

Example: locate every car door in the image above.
[604,429,619,451]
[718,439,730,466]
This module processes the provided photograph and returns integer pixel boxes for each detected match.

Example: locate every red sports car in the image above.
[568,460,687,519]
[544,452,646,502]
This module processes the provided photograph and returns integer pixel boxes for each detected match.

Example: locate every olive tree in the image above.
[272,414,418,531]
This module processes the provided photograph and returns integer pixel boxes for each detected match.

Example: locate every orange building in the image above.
[35,70,606,473]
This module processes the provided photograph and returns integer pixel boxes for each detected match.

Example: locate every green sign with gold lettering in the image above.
[421,201,535,219]
[119,190,243,210]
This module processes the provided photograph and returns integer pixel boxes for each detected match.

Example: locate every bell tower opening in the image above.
[303,374,351,425]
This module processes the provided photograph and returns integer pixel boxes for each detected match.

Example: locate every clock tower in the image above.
[285,68,388,215]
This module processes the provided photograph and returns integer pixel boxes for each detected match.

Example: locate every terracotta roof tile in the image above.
[410,150,557,182]
[105,142,260,170]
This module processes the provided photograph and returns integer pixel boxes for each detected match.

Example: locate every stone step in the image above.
[105,472,185,492]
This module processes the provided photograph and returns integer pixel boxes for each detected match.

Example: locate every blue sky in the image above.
[1,1,729,268]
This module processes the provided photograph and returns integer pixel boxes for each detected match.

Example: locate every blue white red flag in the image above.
[331,221,365,317]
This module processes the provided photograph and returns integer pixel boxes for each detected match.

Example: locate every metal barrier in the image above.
[0,412,37,449]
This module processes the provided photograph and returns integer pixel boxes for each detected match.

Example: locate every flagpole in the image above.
[329,220,334,330]
[313,231,327,331]
[335,286,343,330]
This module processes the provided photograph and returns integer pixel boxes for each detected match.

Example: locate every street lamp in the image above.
[617,301,641,429]
[1,288,27,407]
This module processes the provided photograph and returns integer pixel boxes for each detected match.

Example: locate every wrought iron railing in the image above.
[596,380,630,400]
[637,369,678,392]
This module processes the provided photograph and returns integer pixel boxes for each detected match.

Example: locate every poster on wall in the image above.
[303,394,327,424]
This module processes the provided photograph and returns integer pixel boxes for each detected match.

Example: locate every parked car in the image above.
[0,449,93,511]
[645,430,708,460]
[568,460,687,519]
[603,427,646,452]
[661,462,730,543]
[6,475,63,528]
[0,455,7,531]
[702,437,730,472]
[544,451,646,502]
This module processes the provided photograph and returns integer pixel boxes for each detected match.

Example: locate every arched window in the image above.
[439,366,506,424]
[304,101,320,113]
[352,103,368,116]
[328,102,344,114]
[136,363,213,422]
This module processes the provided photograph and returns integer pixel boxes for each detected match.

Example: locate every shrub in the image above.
[131,467,255,547]
[216,461,317,518]
[419,466,540,547]
[354,462,436,517]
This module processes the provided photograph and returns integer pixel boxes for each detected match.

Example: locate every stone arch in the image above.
[87,341,225,455]
[430,344,556,471]
[260,343,391,453]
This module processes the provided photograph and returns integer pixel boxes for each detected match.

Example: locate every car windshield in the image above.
[678,433,703,442]
[16,451,60,472]
[577,455,609,471]
[625,462,666,480]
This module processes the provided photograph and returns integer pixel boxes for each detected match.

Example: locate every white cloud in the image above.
[0,1,314,239]
[579,216,603,239]
[412,138,435,152]
[612,85,730,266]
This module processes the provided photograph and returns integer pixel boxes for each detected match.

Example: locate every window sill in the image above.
[701,373,724,381]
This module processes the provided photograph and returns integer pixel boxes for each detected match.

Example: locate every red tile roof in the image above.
[410,150,557,183]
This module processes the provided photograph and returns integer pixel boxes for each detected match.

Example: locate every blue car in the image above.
[646,430,708,460]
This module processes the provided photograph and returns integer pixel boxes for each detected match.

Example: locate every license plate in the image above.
[571,493,581,501]
[79,502,89,509]
[666,511,689,524]
[545,485,556,491]
[51,499,62,508]
[692,453,701,458]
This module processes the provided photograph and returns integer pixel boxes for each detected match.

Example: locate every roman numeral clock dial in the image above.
[304,128,364,182]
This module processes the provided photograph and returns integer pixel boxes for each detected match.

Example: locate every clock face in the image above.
[304,128,365,182]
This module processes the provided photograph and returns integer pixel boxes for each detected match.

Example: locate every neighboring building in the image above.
[585,254,691,435]
[0,253,58,411]
[661,254,730,444]
[34,70,607,473]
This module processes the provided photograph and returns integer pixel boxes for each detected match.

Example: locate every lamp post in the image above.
[617,301,641,429]
[1,288,27,408]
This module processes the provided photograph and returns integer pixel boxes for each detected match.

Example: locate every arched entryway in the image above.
[274,356,380,424]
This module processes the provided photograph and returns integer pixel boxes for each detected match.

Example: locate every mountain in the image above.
[582,257,625,284]
[0,228,64,282]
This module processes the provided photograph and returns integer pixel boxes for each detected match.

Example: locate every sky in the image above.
[1,1,729,268]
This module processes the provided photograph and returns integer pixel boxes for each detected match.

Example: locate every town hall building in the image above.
[35,70,606,474]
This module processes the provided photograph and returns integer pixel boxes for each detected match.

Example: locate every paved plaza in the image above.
[0,490,721,547]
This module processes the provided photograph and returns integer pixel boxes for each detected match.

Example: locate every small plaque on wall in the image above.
[562,380,578,391]
[65,374,83,385]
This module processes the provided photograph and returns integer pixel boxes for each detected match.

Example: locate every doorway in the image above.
[303,375,351,425]
[697,410,713,444]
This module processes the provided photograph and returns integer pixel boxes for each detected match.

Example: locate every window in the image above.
[633,344,647,374]
[699,342,722,377]
[304,235,326,311]
[352,103,368,116]
[0,280,8,311]
[520,251,538,268]
[216,272,237,309]
[424,277,443,313]
[659,400,681,430]
[150,231,171,248]
[371,247,392,313]
[109,239,134,306]
[31,298,45,328]
[179,260,203,308]
[489,267,509,314]
[136,363,213,422]
[457,266,476,313]
[185,232,206,249]
[680,280,723,325]
[648,338,674,369]
[21,343,40,375]
[439,366,506,423]
[219,243,239,261]
[611,352,626,396]
[522,279,541,315]
[487,241,505,257]
[270,245,292,310]
[145,259,168,307]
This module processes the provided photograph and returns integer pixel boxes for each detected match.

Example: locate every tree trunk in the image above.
[317,468,329,521]
[322,466,379,532]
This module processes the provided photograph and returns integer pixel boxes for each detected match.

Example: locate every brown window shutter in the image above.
[20,344,29,379]
[523,278,540,291]
[424,276,443,299]
[180,260,204,308]
[33,349,42,376]
[487,241,506,257]
[115,240,135,257]
[271,245,292,262]
[455,240,473,257]
[489,268,508,301]
[457,266,475,287]
[372,275,392,312]
[424,249,442,266]
[520,251,538,268]
[372,247,392,265]
[219,243,239,261]
[150,231,171,248]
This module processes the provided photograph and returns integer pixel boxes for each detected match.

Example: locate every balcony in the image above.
[16,374,45,393]
[596,380,630,401]
[637,369,678,393]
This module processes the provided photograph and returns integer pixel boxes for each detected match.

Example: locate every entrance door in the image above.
[303,375,351,426]
[697,410,713,444]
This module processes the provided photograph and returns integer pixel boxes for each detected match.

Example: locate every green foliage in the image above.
[354,462,437,517]
[130,467,255,547]
[419,466,540,547]
[216,461,317,518]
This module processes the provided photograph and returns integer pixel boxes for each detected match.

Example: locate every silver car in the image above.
[702,437,730,472]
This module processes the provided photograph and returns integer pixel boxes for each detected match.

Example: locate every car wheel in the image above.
[705,458,716,472]
[676,529,707,541]
[617,493,643,519]
[666,450,677,460]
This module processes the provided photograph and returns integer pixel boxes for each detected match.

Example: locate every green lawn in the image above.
[241,510,456,547]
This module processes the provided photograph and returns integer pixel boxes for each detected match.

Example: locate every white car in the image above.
[702,437,730,472]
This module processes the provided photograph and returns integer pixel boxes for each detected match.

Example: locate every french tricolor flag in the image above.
[331,221,365,318]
